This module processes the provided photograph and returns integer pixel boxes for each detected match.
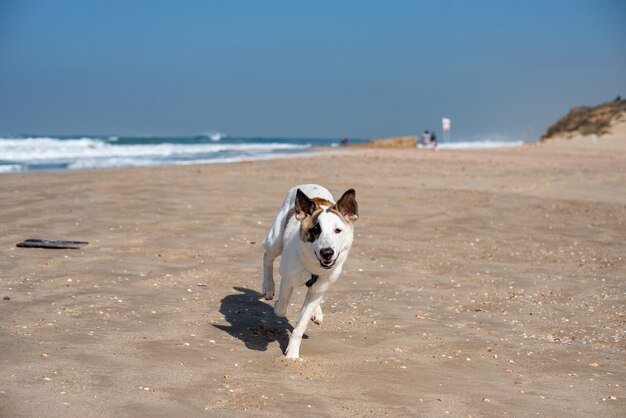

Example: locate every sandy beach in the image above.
[1,131,625,417]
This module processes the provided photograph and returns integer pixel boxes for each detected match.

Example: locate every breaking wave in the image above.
[0,135,313,173]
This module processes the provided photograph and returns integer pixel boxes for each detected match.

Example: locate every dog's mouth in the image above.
[317,253,339,269]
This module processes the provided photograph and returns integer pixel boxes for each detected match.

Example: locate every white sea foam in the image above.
[437,140,524,149]
[0,136,311,172]
[0,137,307,161]
[208,132,225,141]
[0,164,24,173]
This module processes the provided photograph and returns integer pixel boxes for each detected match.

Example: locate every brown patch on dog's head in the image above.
[312,197,334,207]
[331,188,359,223]
[299,209,323,242]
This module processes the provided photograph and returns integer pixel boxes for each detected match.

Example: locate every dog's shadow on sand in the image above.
[213,287,304,353]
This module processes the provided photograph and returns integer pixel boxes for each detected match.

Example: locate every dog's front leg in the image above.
[274,281,293,317]
[262,250,278,300]
[285,289,324,360]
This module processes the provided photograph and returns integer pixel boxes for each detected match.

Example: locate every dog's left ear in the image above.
[335,188,358,222]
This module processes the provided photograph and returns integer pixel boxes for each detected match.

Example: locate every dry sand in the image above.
[1,131,625,417]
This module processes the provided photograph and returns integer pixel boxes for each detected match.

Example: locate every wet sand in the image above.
[1,132,624,417]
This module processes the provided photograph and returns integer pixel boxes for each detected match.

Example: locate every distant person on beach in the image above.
[340,137,349,146]
[422,130,431,147]
[431,131,438,149]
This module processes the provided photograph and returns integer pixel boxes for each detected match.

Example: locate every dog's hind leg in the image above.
[285,289,324,359]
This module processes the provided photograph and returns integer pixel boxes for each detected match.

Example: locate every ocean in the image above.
[0,134,524,173]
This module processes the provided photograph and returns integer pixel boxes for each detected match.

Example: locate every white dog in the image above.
[262,184,358,359]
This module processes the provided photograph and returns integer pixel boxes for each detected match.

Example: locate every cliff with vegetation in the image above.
[541,98,626,141]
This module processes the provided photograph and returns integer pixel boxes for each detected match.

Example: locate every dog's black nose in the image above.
[320,248,334,260]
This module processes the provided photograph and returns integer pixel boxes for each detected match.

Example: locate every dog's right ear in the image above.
[294,189,317,221]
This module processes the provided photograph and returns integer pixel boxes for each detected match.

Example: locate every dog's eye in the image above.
[334,228,342,234]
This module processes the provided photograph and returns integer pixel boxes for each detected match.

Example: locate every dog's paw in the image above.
[310,313,323,325]
[284,348,302,360]
[310,305,323,325]
[261,279,275,300]
[285,337,302,360]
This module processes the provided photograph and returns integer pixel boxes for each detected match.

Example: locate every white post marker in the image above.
[442,117,451,143]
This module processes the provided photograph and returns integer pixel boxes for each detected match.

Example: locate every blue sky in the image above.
[0,0,624,140]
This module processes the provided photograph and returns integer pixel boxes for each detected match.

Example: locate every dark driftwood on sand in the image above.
[16,239,88,249]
